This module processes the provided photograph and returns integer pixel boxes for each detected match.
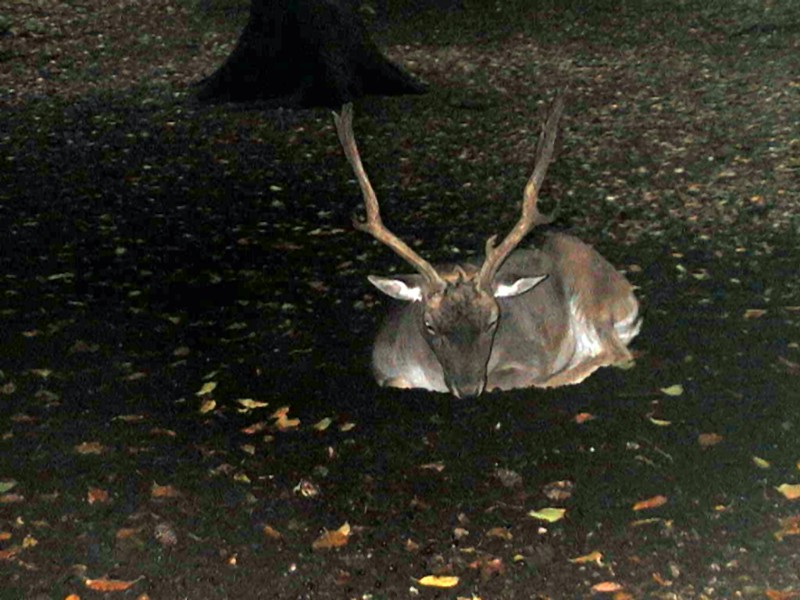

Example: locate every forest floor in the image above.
[1,0,800,598]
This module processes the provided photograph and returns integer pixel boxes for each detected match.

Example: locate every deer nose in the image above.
[450,379,485,399]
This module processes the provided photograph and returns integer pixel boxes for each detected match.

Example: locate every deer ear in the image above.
[493,274,548,298]
[367,275,425,302]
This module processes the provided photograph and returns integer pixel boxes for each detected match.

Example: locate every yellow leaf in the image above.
[234,473,251,484]
[339,421,356,432]
[236,398,269,410]
[774,515,800,541]
[528,507,566,522]
[632,495,668,511]
[569,550,603,565]
[312,523,351,550]
[743,308,767,319]
[753,456,771,469]
[417,575,460,588]
[648,416,672,426]
[196,381,217,396]
[776,483,800,500]
[198,398,216,414]
[660,384,683,396]
[313,417,332,431]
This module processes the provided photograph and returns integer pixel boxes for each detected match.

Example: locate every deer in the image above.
[333,98,641,398]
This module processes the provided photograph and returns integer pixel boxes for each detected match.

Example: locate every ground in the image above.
[1,1,800,598]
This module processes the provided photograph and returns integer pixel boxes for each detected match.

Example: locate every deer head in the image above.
[333,98,564,398]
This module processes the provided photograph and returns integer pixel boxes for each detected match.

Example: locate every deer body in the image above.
[371,235,640,396]
[333,98,641,398]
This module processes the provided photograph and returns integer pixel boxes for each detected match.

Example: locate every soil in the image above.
[1,1,799,599]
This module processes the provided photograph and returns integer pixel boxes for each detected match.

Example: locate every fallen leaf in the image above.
[419,461,445,472]
[312,523,351,550]
[776,483,800,500]
[753,456,771,469]
[241,421,268,435]
[774,515,800,541]
[272,407,300,431]
[263,525,283,540]
[0,480,17,493]
[543,480,574,501]
[632,495,668,511]
[765,589,800,600]
[198,398,216,414]
[569,550,603,565]
[528,507,566,522]
[0,546,21,560]
[313,417,332,431]
[196,381,217,396]
[485,527,513,540]
[698,433,723,447]
[417,575,459,588]
[648,416,672,426]
[0,493,25,504]
[74,442,106,455]
[236,398,269,410]
[339,421,356,432]
[660,384,683,396]
[574,412,595,424]
[84,577,141,592]
[743,308,767,319]
[150,483,180,498]
[591,581,623,593]
[87,488,110,504]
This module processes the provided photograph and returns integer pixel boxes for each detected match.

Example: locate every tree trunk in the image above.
[196,0,426,108]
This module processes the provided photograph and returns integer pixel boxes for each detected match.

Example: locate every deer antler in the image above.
[334,104,446,291]
[477,93,565,291]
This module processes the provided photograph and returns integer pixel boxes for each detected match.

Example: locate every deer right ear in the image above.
[367,275,424,302]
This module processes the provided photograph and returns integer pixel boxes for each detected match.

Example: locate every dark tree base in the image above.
[196,0,426,108]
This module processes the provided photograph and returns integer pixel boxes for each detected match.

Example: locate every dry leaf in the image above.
[150,483,180,498]
[776,483,800,500]
[569,550,603,565]
[419,461,445,472]
[632,495,668,511]
[272,407,300,431]
[774,515,800,541]
[198,398,216,414]
[417,575,459,588]
[312,523,351,550]
[241,421,268,435]
[485,527,513,541]
[574,412,595,424]
[591,581,623,593]
[74,441,106,455]
[698,433,723,447]
[236,398,269,410]
[743,308,767,319]
[87,488,110,505]
[765,589,800,600]
[84,577,141,592]
[263,525,283,540]
[543,480,574,501]
[648,416,672,426]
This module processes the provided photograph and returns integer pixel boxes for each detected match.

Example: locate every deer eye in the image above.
[486,314,499,331]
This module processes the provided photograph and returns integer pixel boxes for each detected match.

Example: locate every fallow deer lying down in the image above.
[333,98,641,398]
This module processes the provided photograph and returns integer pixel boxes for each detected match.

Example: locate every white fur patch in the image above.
[568,296,605,361]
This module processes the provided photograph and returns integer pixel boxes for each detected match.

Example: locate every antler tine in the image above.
[478,94,565,290]
[333,104,445,290]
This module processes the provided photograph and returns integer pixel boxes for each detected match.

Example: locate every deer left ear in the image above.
[493,275,548,298]
[367,274,425,302]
